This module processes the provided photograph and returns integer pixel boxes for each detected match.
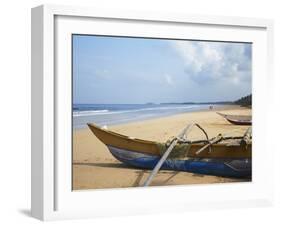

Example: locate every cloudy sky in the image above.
[73,35,252,104]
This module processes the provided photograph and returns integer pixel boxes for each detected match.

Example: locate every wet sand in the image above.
[73,105,251,190]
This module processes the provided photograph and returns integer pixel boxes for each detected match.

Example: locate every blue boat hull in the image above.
[108,146,251,178]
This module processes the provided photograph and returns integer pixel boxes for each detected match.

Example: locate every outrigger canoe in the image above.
[87,123,251,159]
[87,123,251,178]
[217,112,252,125]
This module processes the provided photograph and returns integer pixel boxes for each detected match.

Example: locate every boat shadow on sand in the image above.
[73,161,133,169]
[73,161,182,186]
[132,170,181,186]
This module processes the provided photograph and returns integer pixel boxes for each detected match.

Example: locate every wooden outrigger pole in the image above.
[142,123,207,187]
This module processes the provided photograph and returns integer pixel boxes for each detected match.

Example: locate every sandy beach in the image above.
[72,105,251,190]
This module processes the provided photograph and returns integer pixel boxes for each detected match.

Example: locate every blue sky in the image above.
[73,35,252,104]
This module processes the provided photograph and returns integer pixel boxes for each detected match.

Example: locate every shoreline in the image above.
[73,104,247,131]
[73,105,251,190]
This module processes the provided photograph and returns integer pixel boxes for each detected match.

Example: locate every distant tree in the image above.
[234,94,252,106]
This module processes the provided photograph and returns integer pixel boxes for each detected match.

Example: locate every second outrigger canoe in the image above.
[217,112,252,125]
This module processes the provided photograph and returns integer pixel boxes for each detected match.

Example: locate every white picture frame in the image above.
[31,4,274,221]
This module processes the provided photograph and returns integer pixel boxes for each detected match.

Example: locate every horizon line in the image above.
[73,101,235,105]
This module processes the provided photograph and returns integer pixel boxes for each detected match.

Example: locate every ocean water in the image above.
[73,104,213,129]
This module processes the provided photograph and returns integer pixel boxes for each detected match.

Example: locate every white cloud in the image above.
[165,74,174,86]
[171,41,251,85]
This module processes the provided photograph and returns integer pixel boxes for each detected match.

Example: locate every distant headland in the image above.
[160,94,252,107]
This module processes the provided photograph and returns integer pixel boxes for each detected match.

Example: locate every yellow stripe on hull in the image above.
[87,123,251,158]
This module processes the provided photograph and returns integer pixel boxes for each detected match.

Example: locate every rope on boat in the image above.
[142,123,252,186]
[195,127,252,155]
[158,126,252,159]
[158,123,212,159]
[142,123,196,187]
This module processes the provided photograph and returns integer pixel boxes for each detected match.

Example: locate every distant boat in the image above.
[87,123,251,178]
[217,112,252,125]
